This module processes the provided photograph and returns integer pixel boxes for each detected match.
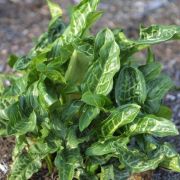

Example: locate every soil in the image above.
[0,0,180,179]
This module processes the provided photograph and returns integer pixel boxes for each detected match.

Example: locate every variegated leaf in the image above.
[86,136,129,156]
[79,104,100,132]
[50,0,100,64]
[115,66,147,106]
[126,115,179,137]
[82,28,120,95]
[101,104,140,137]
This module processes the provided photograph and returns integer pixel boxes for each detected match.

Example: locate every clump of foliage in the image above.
[0,0,180,179]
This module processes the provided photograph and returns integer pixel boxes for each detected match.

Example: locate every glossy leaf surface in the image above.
[126,115,179,137]
[7,103,36,136]
[81,91,112,108]
[79,105,100,131]
[9,153,41,180]
[86,136,129,156]
[144,74,174,113]
[101,104,140,137]
[82,28,120,95]
[139,62,162,82]
[115,66,146,105]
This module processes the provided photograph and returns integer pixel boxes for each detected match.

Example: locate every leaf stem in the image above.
[45,155,53,173]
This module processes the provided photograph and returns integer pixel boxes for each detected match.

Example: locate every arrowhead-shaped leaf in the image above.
[79,105,100,132]
[126,115,179,137]
[101,104,140,137]
[82,28,120,95]
[7,103,36,136]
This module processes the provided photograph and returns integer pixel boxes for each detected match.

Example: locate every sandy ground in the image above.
[0,0,180,179]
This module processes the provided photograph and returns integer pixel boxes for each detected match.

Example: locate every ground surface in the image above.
[0,0,180,179]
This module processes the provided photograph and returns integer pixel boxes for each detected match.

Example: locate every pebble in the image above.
[0,161,8,174]
[0,64,5,72]
[166,94,176,101]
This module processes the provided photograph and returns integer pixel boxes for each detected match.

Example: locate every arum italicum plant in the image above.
[0,0,180,179]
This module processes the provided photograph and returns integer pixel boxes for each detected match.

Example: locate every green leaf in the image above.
[144,74,174,113]
[0,107,8,121]
[81,91,112,108]
[13,56,32,70]
[159,143,180,172]
[139,25,180,43]
[9,153,42,180]
[116,25,180,62]
[139,62,162,82]
[50,0,100,64]
[13,3,65,71]
[48,17,65,43]
[82,28,120,95]
[66,126,87,149]
[61,101,83,123]
[34,32,49,50]
[10,139,59,180]
[65,50,93,85]
[37,63,66,84]
[49,111,67,140]
[126,115,179,137]
[38,81,58,109]
[79,105,100,132]
[8,54,18,68]
[161,155,180,172]
[136,135,158,153]
[4,75,28,96]
[101,104,140,137]
[0,118,7,136]
[100,165,114,180]
[0,76,5,94]
[161,142,179,157]
[66,0,100,42]
[79,29,120,131]
[114,168,130,180]
[55,149,82,180]
[28,141,58,158]
[80,173,99,180]
[86,136,129,156]
[45,130,63,150]
[146,47,155,63]
[0,96,17,120]
[155,105,173,119]
[115,142,180,174]
[115,66,147,105]
[19,82,39,113]
[82,11,103,35]
[12,136,27,160]
[7,103,36,136]
[47,0,62,18]
[73,37,94,57]
[115,146,163,173]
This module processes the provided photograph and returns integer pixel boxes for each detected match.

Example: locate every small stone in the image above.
[0,161,8,174]
[177,93,180,98]
[0,64,5,72]
[166,94,176,101]
[71,0,80,4]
